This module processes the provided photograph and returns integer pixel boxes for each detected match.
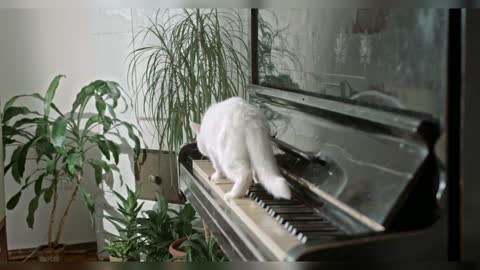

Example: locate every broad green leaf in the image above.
[80,189,95,215]
[35,122,48,138]
[95,96,106,119]
[89,159,110,185]
[34,174,46,196]
[14,136,42,181]
[46,159,56,174]
[121,121,141,158]
[97,139,110,160]
[8,146,22,180]
[44,74,65,117]
[6,191,22,210]
[66,152,83,176]
[3,107,40,122]
[12,117,49,129]
[102,116,113,133]
[89,161,103,185]
[43,185,54,203]
[155,192,168,214]
[26,196,40,228]
[71,80,104,113]
[34,137,55,161]
[3,93,64,117]
[179,203,196,221]
[51,117,67,153]
[106,139,120,165]
[84,115,99,132]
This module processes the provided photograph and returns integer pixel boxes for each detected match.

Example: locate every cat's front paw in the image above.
[210,171,224,183]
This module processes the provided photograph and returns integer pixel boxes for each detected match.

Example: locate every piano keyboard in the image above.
[191,160,345,260]
[248,183,345,243]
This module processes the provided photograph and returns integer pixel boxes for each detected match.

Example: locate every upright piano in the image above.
[178,8,450,261]
[178,83,446,261]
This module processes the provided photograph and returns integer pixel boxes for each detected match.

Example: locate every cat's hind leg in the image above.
[223,164,253,201]
[209,155,226,183]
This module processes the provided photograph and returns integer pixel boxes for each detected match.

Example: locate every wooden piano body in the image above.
[178,84,446,261]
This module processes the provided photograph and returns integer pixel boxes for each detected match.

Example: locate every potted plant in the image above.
[172,232,226,262]
[105,240,133,262]
[1,75,142,261]
[127,8,248,158]
[104,185,144,262]
[135,192,197,262]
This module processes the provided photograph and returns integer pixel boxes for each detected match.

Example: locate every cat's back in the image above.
[202,97,266,135]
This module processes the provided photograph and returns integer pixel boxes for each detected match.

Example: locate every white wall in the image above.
[0,8,249,256]
[0,8,158,251]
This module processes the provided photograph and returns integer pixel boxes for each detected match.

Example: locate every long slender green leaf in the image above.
[34,174,46,196]
[44,74,65,117]
[14,136,42,181]
[3,107,41,122]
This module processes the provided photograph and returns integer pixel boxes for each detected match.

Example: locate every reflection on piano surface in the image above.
[178,84,446,261]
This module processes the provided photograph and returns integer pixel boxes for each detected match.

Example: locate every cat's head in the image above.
[190,122,207,156]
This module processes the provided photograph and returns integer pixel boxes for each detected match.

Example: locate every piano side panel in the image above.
[290,217,448,261]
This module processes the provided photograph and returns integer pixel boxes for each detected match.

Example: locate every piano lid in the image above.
[248,84,441,230]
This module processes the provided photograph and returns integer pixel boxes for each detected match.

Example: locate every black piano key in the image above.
[277,214,325,221]
[285,221,334,231]
[293,225,338,233]
[259,200,302,205]
[266,206,315,214]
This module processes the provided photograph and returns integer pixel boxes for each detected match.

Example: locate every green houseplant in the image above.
[1,75,142,261]
[104,185,144,262]
[177,232,226,262]
[136,192,197,262]
[127,9,248,157]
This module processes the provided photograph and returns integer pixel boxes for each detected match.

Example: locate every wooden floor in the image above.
[7,242,102,262]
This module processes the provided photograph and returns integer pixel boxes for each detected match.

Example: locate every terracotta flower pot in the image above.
[37,244,65,262]
[168,237,187,262]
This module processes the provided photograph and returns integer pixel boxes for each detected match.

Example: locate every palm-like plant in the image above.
[1,75,141,250]
[127,9,248,156]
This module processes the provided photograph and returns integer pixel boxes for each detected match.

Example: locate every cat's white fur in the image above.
[191,97,291,201]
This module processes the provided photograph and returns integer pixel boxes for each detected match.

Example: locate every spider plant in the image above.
[1,75,142,253]
[127,9,248,158]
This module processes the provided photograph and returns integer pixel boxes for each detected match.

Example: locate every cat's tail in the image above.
[245,125,292,200]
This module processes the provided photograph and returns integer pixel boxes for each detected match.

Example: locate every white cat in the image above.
[190,97,292,201]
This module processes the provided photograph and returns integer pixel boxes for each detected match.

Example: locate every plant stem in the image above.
[47,182,58,248]
[53,173,81,245]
